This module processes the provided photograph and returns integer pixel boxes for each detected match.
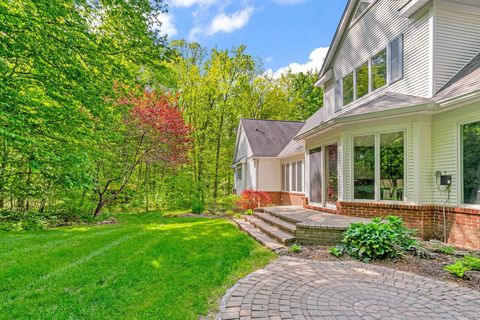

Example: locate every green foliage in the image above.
[215,194,241,213]
[191,201,204,214]
[245,209,254,215]
[446,255,480,278]
[436,245,455,255]
[445,261,469,278]
[289,244,302,253]
[0,213,275,318]
[329,245,345,257]
[342,216,417,262]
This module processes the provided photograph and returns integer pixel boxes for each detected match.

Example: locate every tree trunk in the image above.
[94,198,106,217]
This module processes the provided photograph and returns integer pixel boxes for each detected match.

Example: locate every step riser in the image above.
[244,216,295,245]
[233,219,284,251]
[263,209,300,224]
[253,212,296,234]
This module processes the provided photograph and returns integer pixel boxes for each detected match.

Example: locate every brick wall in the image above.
[266,192,305,206]
[332,201,480,249]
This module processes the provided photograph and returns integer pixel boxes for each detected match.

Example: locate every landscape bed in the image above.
[0,213,275,320]
[285,242,480,291]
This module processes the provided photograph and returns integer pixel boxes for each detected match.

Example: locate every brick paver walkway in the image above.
[217,256,480,320]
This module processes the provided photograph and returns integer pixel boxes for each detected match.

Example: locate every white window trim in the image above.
[351,129,407,202]
[458,120,480,208]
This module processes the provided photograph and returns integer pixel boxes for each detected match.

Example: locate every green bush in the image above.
[191,201,204,214]
[445,255,480,278]
[329,245,345,257]
[289,244,302,253]
[215,194,241,212]
[342,216,417,262]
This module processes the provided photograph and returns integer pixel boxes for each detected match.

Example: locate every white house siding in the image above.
[233,125,253,194]
[432,102,480,206]
[327,0,432,123]
[234,126,248,163]
[414,117,434,204]
[434,0,480,93]
[323,81,336,121]
[246,158,255,191]
[257,158,281,192]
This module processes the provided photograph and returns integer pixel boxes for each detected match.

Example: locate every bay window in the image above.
[462,121,480,204]
[354,131,405,201]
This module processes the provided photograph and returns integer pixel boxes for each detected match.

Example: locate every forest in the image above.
[0,0,323,229]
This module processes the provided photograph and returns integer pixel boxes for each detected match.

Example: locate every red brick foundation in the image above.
[266,192,305,206]
[333,201,480,249]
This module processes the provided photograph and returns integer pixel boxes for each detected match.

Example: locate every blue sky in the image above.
[160,0,348,76]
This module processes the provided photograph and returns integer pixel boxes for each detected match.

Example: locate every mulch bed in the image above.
[283,243,480,291]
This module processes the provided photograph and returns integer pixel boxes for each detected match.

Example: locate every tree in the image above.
[93,90,191,216]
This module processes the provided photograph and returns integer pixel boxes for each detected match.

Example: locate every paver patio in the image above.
[217,256,480,320]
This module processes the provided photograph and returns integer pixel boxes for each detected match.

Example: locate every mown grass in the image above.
[0,212,275,319]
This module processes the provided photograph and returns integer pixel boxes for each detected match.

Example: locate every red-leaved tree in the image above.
[93,90,191,216]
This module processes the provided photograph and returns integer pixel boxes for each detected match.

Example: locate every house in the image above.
[232,118,306,206]
[233,0,480,248]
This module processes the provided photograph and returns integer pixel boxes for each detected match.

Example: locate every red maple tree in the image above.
[93,90,191,216]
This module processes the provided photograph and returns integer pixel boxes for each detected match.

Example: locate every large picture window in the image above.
[343,72,354,106]
[462,121,480,204]
[380,132,404,201]
[354,131,405,201]
[371,49,387,91]
[354,135,375,200]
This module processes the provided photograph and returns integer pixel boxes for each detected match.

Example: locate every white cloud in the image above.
[266,47,329,79]
[271,0,307,4]
[265,56,274,63]
[151,12,178,37]
[169,0,218,8]
[189,7,255,39]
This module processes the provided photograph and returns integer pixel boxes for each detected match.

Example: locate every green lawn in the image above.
[0,213,275,319]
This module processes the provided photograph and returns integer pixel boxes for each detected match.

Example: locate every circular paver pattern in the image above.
[217,256,480,320]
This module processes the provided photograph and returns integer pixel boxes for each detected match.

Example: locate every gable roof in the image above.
[240,118,305,157]
[318,0,357,78]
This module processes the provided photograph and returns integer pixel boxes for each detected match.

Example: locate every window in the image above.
[354,135,375,200]
[371,49,387,90]
[353,0,373,21]
[282,160,304,192]
[380,132,404,201]
[297,160,303,192]
[343,72,354,106]
[335,79,342,112]
[356,62,369,99]
[353,131,405,201]
[236,164,242,181]
[462,121,480,204]
[291,162,297,192]
[286,163,290,192]
[388,35,403,83]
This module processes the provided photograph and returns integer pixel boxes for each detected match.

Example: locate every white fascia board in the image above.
[399,0,431,18]
[315,69,333,87]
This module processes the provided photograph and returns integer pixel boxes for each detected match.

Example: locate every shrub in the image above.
[329,245,345,257]
[445,255,480,278]
[435,244,455,255]
[235,189,272,211]
[342,216,417,262]
[289,244,302,253]
[191,201,204,214]
[215,194,241,212]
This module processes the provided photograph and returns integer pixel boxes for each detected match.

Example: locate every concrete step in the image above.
[233,218,285,252]
[244,215,296,245]
[253,211,296,234]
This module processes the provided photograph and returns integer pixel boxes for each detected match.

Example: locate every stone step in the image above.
[262,208,301,224]
[244,215,296,245]
[253,211,296,234]
[233,219,285,252]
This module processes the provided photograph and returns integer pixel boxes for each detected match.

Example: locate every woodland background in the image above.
[0,0,323,228]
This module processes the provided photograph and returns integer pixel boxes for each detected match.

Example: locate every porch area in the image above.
[233,206,370,251]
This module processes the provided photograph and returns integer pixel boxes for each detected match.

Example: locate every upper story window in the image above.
[371,48,387,91]
[343,72,354,106]
[335,34,403,110]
